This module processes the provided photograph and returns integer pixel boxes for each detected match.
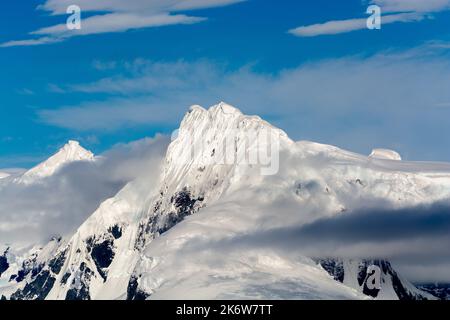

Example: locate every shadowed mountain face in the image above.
[1,103,450,300]
[418,284,450,300]
[0,250,9,277]
[317,259,434,300]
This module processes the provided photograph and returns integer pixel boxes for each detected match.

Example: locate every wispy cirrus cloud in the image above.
[289,0,450,37]
[0,37,64,48]
[1,0,245,47]
[289,12,423,37]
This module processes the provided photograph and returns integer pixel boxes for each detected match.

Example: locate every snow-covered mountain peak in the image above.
[369,148,402,161]
[183,102,243,129]
[181,102,287,139]
[20,140,94,182]
[56,140,93,159]
[188,101,242,116]
[62,140,84,152]
[162,102,290,195]
[212,101,243,115]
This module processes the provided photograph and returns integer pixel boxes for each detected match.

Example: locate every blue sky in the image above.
[1,0,450,168]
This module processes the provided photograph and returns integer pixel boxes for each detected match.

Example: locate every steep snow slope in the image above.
[3,102,450,300]
[317,259,435,300]
[131,201,366,300]
[0,238,65,300]
[1,138,165,300]
[129,103,450,300]
[17,140,94,184]
[45,179,159,300]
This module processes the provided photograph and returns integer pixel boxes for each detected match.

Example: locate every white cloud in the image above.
[37,0,245,14]
[373,0,450,13]
[1,0,244,47]
[36,44,450,161]
[289,0,450,37]
[31,13,204,37]
[289,12,422,37]
[0,136,169,245]
[289,18,368,38]
[38,96,183,131]
[0,37,63,48]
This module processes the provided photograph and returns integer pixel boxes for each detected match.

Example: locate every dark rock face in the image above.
[109,224,122,239]
[9,244,68,300]
[65,262,93,300]
[86,237,115,282]
[82,225,124,283]
[390,270,414,300]
[318,258,429,300]
[418,283,450,300]
[0,250,9,276]
[159,188,201,234]
[363,260,427,300]
[48,250,67,275]
[60,272,71,285]
[11,253,42,283]
[130,187,205,297]
[136,187,204,249]
[14,270,25,282]
[126,276,150,300]
[10,270,56,300]
[316,259,344,282]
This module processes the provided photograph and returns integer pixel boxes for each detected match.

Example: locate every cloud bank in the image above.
[0,135,169,246]
[179,202,450,283]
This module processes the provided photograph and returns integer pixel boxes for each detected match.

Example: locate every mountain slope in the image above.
[317,259,435,300]
[0,141,98,298]
[2,102,450,300]
[17,140,94,184]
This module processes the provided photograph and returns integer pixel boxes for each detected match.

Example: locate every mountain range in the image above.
[1,102,449,300]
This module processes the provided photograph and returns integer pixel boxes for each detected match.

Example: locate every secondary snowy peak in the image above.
[369,148,402,161]
[20,140,94,182]
[0,172,10,180]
